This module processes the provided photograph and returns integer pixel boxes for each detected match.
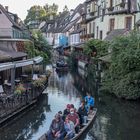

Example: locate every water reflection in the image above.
[0,70,81,140]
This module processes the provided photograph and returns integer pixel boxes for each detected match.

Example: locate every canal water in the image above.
[0,69,140,140]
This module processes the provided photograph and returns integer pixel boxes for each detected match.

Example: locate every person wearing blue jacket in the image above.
[85,93,94,113]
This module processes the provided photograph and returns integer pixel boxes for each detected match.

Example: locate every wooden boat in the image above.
[55,60,68,72]
[38,108,97,140]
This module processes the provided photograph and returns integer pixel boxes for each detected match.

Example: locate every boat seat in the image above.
[82,123,88,126]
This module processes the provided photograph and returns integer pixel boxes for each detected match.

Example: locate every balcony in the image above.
[107,2,129,15]
[0,28,12,38]
[0,28,30,39]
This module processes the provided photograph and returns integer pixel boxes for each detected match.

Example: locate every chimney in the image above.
[5,6,8,12]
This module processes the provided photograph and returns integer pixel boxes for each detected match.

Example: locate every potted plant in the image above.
[15,84,26,94]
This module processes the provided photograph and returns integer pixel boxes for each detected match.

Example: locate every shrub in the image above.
[102,31,140,99]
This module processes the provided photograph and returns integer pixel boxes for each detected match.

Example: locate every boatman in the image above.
[85,93,94,113]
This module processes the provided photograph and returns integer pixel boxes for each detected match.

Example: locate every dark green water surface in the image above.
[0,69,140,140]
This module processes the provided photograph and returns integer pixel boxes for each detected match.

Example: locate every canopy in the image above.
[33,56,43,64]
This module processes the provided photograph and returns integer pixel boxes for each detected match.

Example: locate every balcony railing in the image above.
[107,2,129,15]
[0,28,30,39]
[0,28,12,38]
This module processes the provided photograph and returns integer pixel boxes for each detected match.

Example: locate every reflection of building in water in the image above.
[48,70,81,100]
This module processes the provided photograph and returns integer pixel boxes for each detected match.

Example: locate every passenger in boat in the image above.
[85,93,94,113]
[47,113,65,140]
[67,108,80,133]
[63,104,71,120]
[64,117,75,139]
[70,104,74,109]
[58,111,63,120]
[78,101,88,125]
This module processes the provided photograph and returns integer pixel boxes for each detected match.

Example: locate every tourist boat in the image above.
[55,60,68,72]
[38,108,97,140]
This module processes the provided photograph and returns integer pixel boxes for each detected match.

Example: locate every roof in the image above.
[104,29,129,41]
[0,4,22,30]
[73,42,85,48]
[44,4,84,34]
[0,50,27,62]
[0,50,11,62]
[70,28,84,34]
[62,16,81,32]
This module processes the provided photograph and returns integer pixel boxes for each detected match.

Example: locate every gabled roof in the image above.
[62,16,81,32]
[0,4,21,30]
[70,28,84,34]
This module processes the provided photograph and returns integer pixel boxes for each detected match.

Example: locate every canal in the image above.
[0,68,140,140]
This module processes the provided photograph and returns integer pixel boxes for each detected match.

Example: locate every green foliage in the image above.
[102,31,140,99]
[33,77,47,88]
[83,39,109,57]
[43,3,58,17]
[25,31,52,63]
[24,5,46,24]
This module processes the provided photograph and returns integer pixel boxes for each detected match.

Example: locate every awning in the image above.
[15,59,33,68]
[0,62,15,71]
[73,42,85,48]
[0,56,43,71]
[33,56,43,64]
[98,54,111,63]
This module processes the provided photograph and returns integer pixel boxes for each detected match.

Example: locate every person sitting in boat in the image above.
[47,113,66,140]
[64,116,75,140]
[67,108,80,133]
[58,111,63,120]
[63,104,71,120]
[85,93,94,113]
[78,101,88,125]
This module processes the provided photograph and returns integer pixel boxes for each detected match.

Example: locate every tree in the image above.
[102,31,140,100]
[43,3,58,17]
[25,31,52,63]
[24,5,46,24]
[83,39,109,57]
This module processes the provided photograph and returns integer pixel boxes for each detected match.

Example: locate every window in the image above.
[0,10,2,14]
[96,26,99,39]
[100,30,103,40]
[89,23,92,34]
[110,0,113,7]
[110,18,115,31]
[125,17,132,30]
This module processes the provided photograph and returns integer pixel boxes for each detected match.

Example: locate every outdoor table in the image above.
[21,74,28,78]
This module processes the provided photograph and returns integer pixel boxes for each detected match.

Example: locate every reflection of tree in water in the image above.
[0,95,50,140]
[89,95,140,140]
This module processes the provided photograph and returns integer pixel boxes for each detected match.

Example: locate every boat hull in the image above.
[38,108,97,140]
